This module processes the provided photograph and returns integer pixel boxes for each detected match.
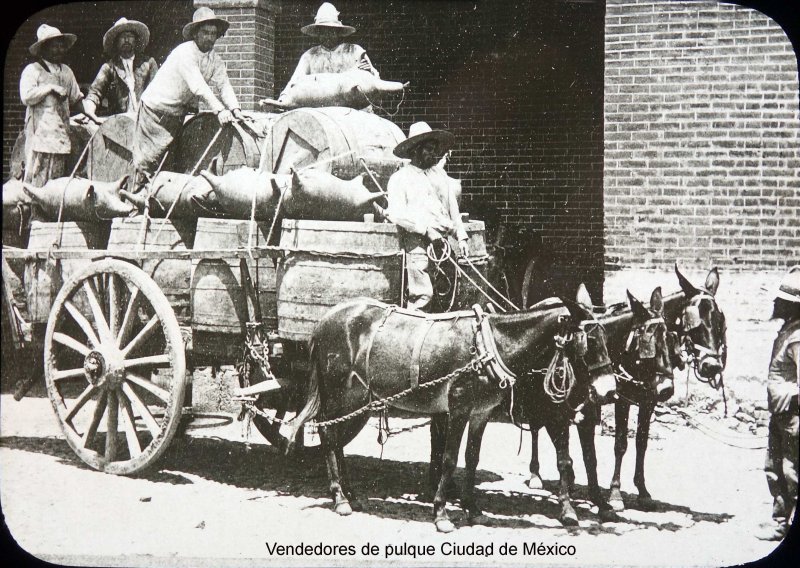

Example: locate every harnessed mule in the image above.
[286,290,616,533]
[675,267,727,402]
[522,266,727,516]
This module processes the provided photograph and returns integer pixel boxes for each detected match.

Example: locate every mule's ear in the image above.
[561,297,591,322]
[576,283,593,311]
[627,290,650,321]
[84,184,96,201]
[650,286,664,315]
[675,263,700,298]
[705,267,720,296]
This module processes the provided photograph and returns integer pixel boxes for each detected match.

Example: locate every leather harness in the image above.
[362,301,516,390]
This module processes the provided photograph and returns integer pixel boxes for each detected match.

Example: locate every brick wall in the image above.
[604,0,800,271]
[275,0,607,300]
[2,0,195,173]
[3,0,607,300]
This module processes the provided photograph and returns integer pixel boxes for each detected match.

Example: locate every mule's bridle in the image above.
[680,292,727,379]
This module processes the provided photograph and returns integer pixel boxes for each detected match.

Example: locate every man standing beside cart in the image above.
[83,17,158,122]
[19,24,90,187]
[386,122,469,311]
[131,7,244,189]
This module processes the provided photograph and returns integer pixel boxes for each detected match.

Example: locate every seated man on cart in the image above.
[386,122,469,312]
[281,3,379,96]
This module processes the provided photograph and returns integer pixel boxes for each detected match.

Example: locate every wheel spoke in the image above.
[118,393,142,459]
[121,382,161,438]
[64,300,100,348]
[125,373,171,404]
[53,367,86,381]
[53,332,91,357]
[123,354,172,369]
[117,286,141,348]
[64,384,97,424]
[82,390,108,449]
[120,315,160,358]
[105,389,119,462]
[83,281,114,344]
[108,273,120,339]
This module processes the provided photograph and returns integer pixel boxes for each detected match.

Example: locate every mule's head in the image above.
[624,287,678,403]
[560,284,616,406]
[675,266,727,379]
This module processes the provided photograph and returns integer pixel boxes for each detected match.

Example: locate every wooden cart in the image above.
[2,216,489,475]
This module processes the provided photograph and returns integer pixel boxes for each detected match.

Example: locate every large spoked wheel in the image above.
[44,258,186,475]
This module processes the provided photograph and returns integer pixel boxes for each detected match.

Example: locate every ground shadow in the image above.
[1,433,734,532]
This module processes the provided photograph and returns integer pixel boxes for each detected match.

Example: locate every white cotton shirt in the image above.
[386,163,468,241]
[140,41,239,116]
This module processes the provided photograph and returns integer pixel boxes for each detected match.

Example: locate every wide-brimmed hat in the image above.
[301,3,355,37]
[182,7,229,40]
[103,18,150,54]
[776,266,800,303]
[29,24,77,57]
[393,122,455,159]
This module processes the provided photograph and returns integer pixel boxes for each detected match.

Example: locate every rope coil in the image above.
[542,334,577,404]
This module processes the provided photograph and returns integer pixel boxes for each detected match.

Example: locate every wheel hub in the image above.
[83,352,106,386]
[83,350,125,388]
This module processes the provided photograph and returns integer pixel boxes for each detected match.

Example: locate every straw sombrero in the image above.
[393,122,455,159]
[29,24,77,57]
[182,7,230,40]
[301,3,355,37]
[103,18,150,54]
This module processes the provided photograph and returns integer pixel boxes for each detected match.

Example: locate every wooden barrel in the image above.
[173,112,278,175]
[107,217,196,324]
[191,218,278,336]
[86,114,135,182]
[24,221,111,324]
[266,107,405,192]
[10,122,96,181]
[277,220,403,341]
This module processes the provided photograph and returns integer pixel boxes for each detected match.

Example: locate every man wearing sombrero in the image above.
[132,7,242,188]
[757,266,799,541]
[386,122,469,311]
[19,24,88,186]
[281,2,379,98]
[84,17,158,121]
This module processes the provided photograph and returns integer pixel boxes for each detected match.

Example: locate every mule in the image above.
[522,266,726,514]
[286,289,616,532]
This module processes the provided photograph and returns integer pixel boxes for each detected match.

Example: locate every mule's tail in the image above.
[284,339,321,454]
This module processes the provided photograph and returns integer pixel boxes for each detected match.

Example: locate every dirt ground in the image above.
[0,269,793,567]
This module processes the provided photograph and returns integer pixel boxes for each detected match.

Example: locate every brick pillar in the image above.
[194,0,278,110]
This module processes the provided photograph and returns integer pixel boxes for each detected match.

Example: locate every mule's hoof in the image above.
[527,475,543,490]
[334,502,353,516]
[435,519,456,533]
[560,511,579,527]
[598,508,618,523]
[609,498,625,512]
[637,496,655,511]
[467,513,490,526]
[349,499,364,512]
